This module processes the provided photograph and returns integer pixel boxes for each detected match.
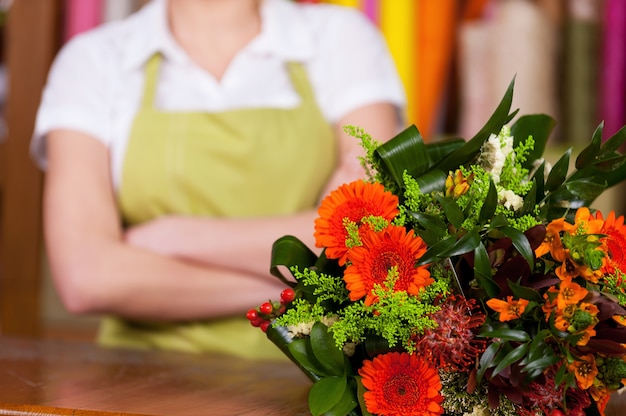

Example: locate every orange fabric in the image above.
[416,1,457,140]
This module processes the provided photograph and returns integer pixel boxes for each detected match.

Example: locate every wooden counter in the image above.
[1,336,625,416]
[0,336,311,415]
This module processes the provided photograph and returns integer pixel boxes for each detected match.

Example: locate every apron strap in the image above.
[140,54,161,110]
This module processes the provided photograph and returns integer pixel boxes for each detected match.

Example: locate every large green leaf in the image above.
[288,338,333,378]
[511,114,556,169]
[270,235,318,284]
[375,125,429,188]
[309,376,348,416]
[266,325,321,382]
[442,231,481,258]
[425,138,465,166]
[323,381,359,416]
[310,322,345,376]
[415,169,447,195]
[434,78,516,173]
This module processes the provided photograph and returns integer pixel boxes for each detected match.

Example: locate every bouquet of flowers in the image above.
[246,81,626,416]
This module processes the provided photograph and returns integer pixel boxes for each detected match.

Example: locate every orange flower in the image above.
[590,380,610,416]
[486,296,529,322]
[535,218,572,261]
[556,278,587,310]
[591,210,626,276]
[445,169,473,198]
[572,207,603,235]
[314,180,399,265]
[344,225,431,305]
[569,354,598,390]
[358,352,444,416]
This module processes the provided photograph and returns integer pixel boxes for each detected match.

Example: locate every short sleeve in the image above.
[31,32,115,169]
[307,7,406,123]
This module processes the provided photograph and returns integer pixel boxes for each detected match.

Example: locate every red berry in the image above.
[260,320,271,332]
[250,316,264,327]
[259,302,273,315]
[280,288,296,303]
[246,308,258,321]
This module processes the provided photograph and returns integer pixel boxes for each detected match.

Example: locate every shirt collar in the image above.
[248,0,315,61]
[121,0,315,71]
[120,0,189,72]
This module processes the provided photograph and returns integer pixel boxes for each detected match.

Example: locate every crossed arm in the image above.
[43,102,400,321]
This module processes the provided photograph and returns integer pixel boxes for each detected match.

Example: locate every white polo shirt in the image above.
[32,0,406,188]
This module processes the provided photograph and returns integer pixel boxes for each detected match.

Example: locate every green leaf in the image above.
[415,169,447,195]
[442,231,481,258]
[324,381,358,416]
[511,114,556,169]
[409,211,449,244]
[288,338,332,377]
[270,235,318,284]
[481,328,531,342]
[478,179,498,223]
[477,342,501,383]
[597,123,626,159]
[473,243,492,279]
[435,195,464,229]
[435,78,516,172]
[416,235,456,265]
[508,280,542,302]
[310,322,345,376]
[375,125,429,188]
[520,355,561,373]
[266,325,321,382]
[545,148,571,192]
[425,138,465,165]
[501,226,534,268]
[309,376,347,416]
[492,343,529,377]
[355,376,375,416]
[575,123,602,169]
[520,180,537,216]
[531,160,545,202]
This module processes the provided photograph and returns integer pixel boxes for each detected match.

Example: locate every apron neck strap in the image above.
[141,54,162,110]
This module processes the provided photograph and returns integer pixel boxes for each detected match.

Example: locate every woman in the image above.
[32,0,405,359]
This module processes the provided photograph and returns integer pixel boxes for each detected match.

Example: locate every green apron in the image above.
[98,54,336,360]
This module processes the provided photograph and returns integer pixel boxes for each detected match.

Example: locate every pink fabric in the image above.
[600,0,626,140]
[64,0,103,42]
[362,0,378,24]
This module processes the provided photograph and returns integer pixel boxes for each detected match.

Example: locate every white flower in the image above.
[478,127,515,184]
[287,322,314,338]
[463,406,490,416]
[500,189,524,211]
[342,342,357,357]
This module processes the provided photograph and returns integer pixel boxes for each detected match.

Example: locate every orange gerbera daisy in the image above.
[314,180,399,265]
[343,225,431,305]
[486,296,529,322]
[358,352,444,416]
[590,210,626,276]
